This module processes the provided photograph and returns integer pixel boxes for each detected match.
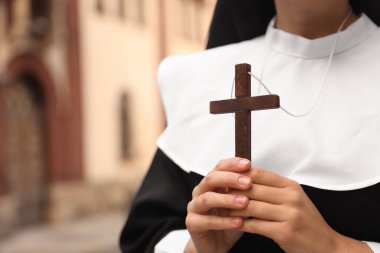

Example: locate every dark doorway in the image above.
[3,75,47,227]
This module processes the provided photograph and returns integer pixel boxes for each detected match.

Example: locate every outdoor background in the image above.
[0,0,216,252]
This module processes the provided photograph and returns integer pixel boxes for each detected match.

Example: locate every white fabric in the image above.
[154,230,190,253]
[152,231,380,252]
[366,241,380,252]
[157,14,380,191]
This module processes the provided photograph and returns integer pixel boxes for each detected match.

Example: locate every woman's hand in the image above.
[229,168,373,253]
[185,158,253,253]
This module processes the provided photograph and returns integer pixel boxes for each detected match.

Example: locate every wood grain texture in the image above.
[209,63,280,161]
[235,64,251,160]
[210,95,280,114]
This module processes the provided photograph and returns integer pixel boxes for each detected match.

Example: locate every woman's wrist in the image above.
[184,239,197,253]
[333,233,373,253]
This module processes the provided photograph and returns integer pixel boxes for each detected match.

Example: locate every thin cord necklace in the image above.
[246,10,353,118]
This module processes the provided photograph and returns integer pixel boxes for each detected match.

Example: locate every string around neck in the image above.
[231,9,353,118]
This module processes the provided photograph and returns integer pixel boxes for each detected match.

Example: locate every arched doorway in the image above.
[3,74,47,227]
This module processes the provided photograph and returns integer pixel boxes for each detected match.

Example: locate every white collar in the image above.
[265,14,377,59]
[156,14,380,191]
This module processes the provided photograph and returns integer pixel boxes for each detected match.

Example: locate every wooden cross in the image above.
[210,63,280,161]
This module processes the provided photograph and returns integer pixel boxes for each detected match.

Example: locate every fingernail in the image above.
[238,159,250,167]
[235,195,247,205]
[238,176,251,186]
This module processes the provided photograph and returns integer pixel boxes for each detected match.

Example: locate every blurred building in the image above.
[0,0,215,237]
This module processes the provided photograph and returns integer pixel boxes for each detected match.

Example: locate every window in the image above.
[125,0,145,25]
[2,0,14,32]
[118,0,125,19]
[177,0,207,42]
[95,0,105,14]
[135,0,145,24]
[120,92,132,159]
[30,0,51,37]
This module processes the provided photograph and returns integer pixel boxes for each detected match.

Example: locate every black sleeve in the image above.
[120,147,380,252]
[119,148,203,253]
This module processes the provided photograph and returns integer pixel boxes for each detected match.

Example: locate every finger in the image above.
[188,192,249,214]
[192,171,252,197]
[245,168,293,188]
[229,184,286,204]
[239,218,280,240]
[186,213,243,233]
[214,157,252,172]
[229,200,283,221]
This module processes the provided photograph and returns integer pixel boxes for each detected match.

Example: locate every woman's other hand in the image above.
[229,168,372,253]
[185,157,252,253]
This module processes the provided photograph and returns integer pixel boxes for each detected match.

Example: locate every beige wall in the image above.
[80,0,160,183]
[1,0,216,184]
[165,0,216,55]
[79,0,216,184]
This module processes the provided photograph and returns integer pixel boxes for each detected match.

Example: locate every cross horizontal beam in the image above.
[210,94,280,114]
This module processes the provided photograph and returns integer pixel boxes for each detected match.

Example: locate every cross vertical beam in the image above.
[235,64,251,160]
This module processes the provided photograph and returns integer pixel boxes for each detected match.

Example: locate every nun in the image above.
[120,0,380,252]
